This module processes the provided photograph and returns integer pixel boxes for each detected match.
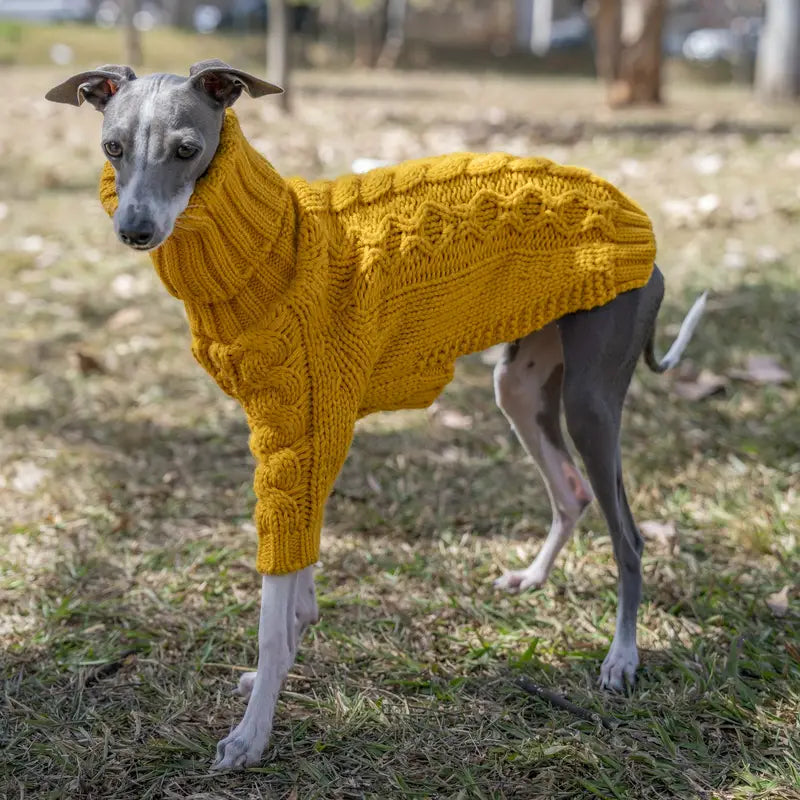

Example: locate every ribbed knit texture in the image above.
[99,109,656,575]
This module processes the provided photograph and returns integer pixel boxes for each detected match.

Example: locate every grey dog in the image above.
[46,61,706,769]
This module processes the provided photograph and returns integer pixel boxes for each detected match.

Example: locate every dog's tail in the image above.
[644,291,708,373]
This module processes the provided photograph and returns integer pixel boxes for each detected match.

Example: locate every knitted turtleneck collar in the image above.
[99,110,295,316]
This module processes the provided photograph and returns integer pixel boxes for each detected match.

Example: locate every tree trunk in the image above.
[268,0,291,112]
[121,0,142,67]
[593,0,622,83]
[591,0,665,107]
[756,0,800,101]
[613,0,665,105]
[376,0,407,68]
[529,0,553,57]
[353,2,384,68]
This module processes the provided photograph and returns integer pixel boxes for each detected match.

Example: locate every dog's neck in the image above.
[100,110,298,338]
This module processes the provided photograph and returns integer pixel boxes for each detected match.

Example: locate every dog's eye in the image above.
[104,141,122,158]
[176,144,199,160]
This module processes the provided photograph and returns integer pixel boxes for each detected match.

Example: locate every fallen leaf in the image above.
[697,193,720,216]
[728,355,791,385]
[111,273,149,299]
[437,409,473,430]
[766,585,790,617]
[673,369,728,401]
[366,473,382,493]
[619,158,645,178]
[107,307,144,330]
[756,244,780,264]
[691,152,723,175]
[12,461,47,493]
[722,250,747,270]
[640,520,679,553]
[17,235,44,253]
[74,350,107,375]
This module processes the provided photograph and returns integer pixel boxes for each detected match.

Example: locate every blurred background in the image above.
[1,2,799,798]
[0,1,793,102]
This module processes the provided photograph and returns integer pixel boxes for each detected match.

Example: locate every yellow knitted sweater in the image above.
[100,110,656,575]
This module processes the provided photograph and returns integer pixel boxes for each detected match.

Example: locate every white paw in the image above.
[212,722,269,770]
[599,642,639,691]
[494,566,548,593]
[236,671,257,701]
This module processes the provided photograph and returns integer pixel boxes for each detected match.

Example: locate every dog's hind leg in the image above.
[493,323,594,592]
[557,267,665,690]
[213,565,317,769]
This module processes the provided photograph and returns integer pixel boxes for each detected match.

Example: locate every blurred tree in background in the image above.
[591,0,666,106]
[121,0,143,65]
[102,0,794,111]
[756,0,800,100]
[267,0,412,110]
[267,0,290,110]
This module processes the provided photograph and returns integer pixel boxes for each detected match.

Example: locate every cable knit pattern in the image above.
[99,109,656,575]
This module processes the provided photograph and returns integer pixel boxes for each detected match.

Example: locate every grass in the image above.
[1,44,799,800]
[0,20,268,70]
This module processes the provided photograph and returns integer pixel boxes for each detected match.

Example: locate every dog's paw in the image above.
[212,725,268,770]
[494,566,548,593]
[599,642,638,692]
[235,671,257,701]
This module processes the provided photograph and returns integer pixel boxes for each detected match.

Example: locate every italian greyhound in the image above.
[46,61,707,769]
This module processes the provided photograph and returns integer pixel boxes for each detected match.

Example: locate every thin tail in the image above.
[644,291,708,373]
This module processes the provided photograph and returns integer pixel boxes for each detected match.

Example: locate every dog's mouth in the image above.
[116,226,170,252]
[119,238,162,253]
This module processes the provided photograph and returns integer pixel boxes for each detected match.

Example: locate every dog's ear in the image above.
[188,59,283,107]
[45,65,137,110]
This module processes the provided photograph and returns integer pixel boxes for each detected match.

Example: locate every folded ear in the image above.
[188,59,283,107]
[45,65,137,110]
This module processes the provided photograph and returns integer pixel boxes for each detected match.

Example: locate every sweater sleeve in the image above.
[202,304,359,576]
[245,388,359,575]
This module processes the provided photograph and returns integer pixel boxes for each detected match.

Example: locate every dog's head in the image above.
[46,60,282,251]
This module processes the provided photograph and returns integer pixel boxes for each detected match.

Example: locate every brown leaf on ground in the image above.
[728,355,792,385]
[766,585,791,617]
[673,369,728,401]
[107,307,144,330]
[74,350,107,375]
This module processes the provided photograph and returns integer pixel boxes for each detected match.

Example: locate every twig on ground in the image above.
[516,677,620,730]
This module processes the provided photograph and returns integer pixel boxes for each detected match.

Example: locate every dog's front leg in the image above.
[213,567,313,769]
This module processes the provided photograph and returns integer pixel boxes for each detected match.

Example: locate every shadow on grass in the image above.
[2,534,796,799]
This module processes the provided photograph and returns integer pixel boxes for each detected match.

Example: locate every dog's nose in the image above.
[119,224,156,248]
